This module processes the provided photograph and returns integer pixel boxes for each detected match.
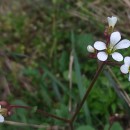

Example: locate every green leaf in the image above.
[104,122,123,130]
[63,70,77,84]
[72,32,92,124]
[30,106,38,113]
[111,122,123,130]
[76,125,95,130]
[10,100,28,122]
[75,33,94,55]
[59,51,69,72]
[43,65,68,93]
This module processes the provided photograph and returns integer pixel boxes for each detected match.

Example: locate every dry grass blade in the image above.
[4,120,66,130]
[68,51,74,113]
[123,0,130,8]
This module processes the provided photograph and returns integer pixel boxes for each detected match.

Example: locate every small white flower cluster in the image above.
[94,31,130,62]
[87,16,130,81]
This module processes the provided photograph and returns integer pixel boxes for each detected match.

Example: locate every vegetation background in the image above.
[0,0,130,129]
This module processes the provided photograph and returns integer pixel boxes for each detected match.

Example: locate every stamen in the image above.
[106,46,114,55]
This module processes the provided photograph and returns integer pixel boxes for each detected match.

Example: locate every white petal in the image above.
[111,52,123,61]
[124,56,130,66]
[94,41,106,50]
[129,73,130,81]
[107,16,117,27]
[0,115,4,123]
[114,39,130,50]
[97,52,108,61]
[120,64,129,74]
[87,45,95,53]
[110,32,121,47]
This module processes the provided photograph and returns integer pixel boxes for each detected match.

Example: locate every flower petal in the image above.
[120,64,129,74]
[129,73,130,81]
[114,39,130,50]
[0,115,4,123]
[110,31,121,47]
[124,56,130,66]
[97,52,108,61]
[107,16,117,28]
[111,52,123,61]
[94,41,106,50]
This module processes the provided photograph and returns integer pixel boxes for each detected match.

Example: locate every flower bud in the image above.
[107,16,117,28]
[87,45,95,53]
[0,108,7,117]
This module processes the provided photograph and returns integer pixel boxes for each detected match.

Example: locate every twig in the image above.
[69,122,74,130]
[105,61,122,66]
[10,105,70,123]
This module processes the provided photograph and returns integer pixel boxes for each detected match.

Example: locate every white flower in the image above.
[94,31,130,61]
[120,56,130,81]
[107,16,117,28]
[87,45,95,53]
[0,105,4,123]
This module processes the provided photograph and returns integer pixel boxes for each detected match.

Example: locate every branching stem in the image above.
[10,105,70,123]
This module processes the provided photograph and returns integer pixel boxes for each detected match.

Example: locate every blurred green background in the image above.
[0,0,130,130]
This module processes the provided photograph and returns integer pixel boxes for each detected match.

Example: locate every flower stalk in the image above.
[70,62,105,123]
[7,105,70,123]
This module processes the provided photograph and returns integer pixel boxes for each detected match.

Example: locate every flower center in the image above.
[106,46,114,55]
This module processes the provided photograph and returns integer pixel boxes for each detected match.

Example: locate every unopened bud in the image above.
[0,108,8,117]
[107,16,117,28]
[87,45,95,53]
